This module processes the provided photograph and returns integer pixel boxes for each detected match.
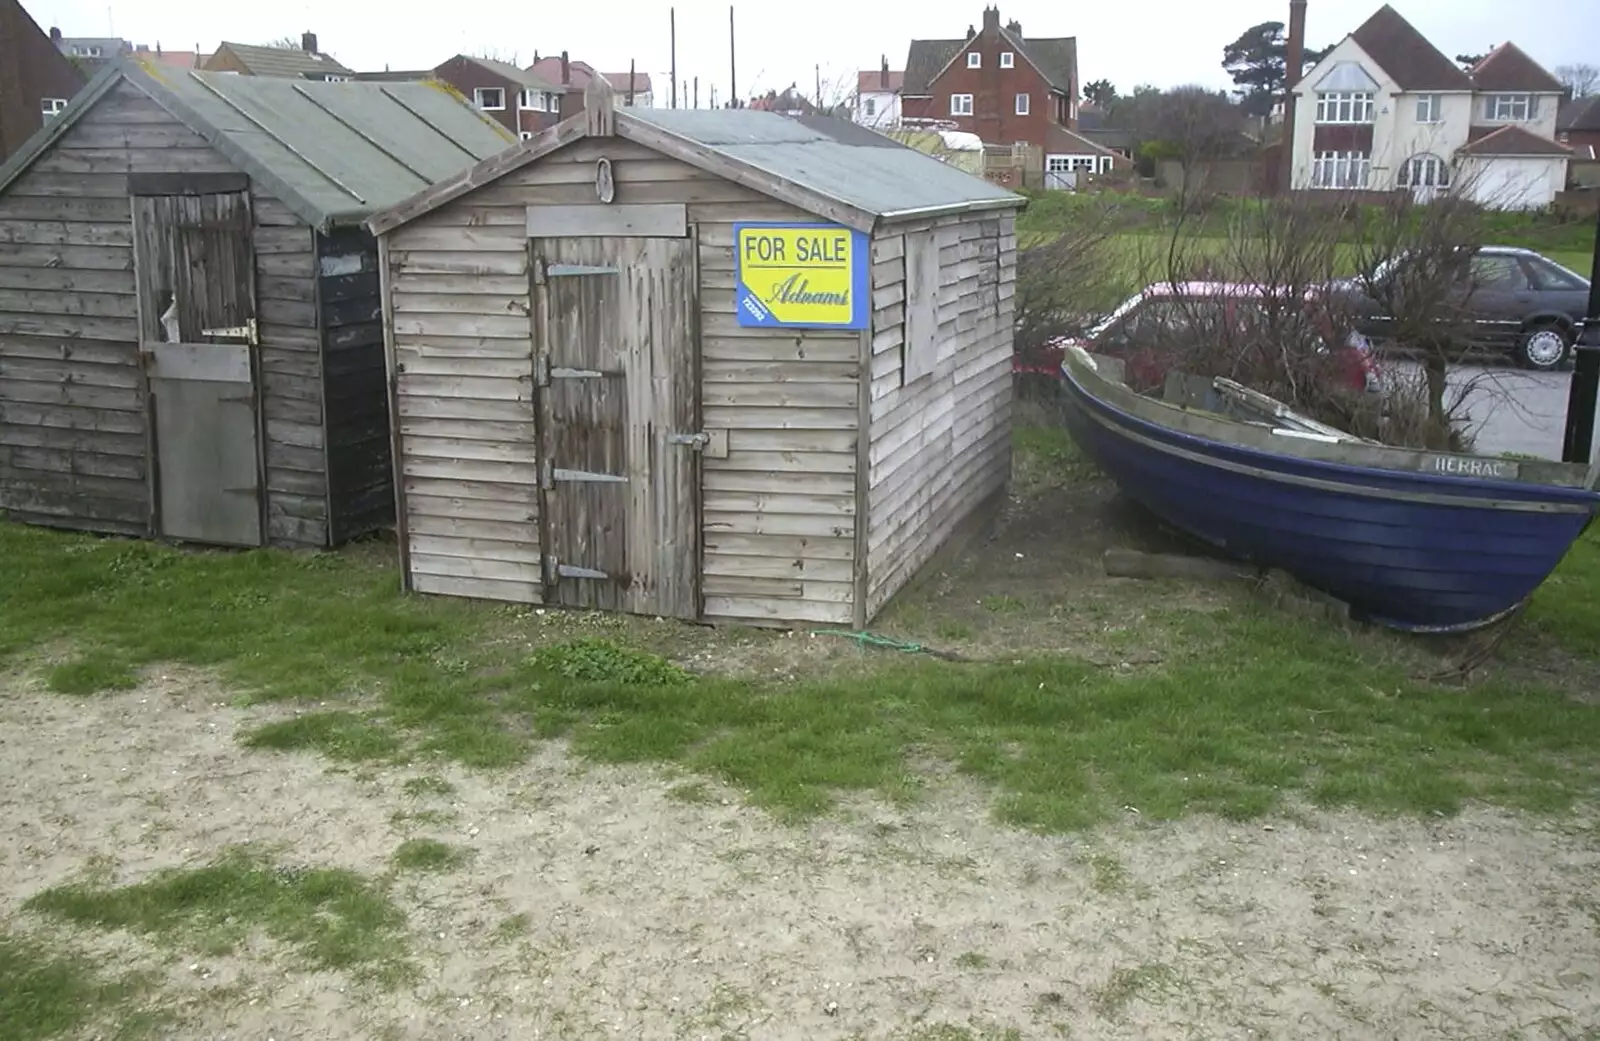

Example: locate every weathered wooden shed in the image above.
[366,82,1025,627]
[0,59,514,547]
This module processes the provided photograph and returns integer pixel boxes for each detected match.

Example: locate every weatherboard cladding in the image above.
[0,59,515,230]
[625,108,1019,218]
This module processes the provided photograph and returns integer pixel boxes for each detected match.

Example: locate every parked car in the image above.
[1014,281,1380,396]
[1337,245,1590,371]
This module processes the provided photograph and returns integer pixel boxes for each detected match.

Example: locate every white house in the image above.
[856,59,903,129]
[1289,4,1571,210]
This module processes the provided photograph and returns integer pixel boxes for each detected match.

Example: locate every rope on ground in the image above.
[808,629,975,662]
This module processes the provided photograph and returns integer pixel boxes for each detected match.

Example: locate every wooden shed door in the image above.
[132,191,264,547]
[533,236,700,618]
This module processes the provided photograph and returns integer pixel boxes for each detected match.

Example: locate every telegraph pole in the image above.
[669,8,677,109]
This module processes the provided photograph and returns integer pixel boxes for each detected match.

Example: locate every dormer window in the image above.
[966,52,981,68]
[474,87,505,111]
[1315,92,1374,124]
[999,51,1014,68]
[1485,94,1535,122]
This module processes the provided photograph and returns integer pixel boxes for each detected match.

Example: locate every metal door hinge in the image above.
[200,317,258,345]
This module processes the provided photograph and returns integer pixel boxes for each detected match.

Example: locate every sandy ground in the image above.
[4,668,1599,1041]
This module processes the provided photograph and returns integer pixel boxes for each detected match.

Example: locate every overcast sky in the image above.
[28,0,1600,104]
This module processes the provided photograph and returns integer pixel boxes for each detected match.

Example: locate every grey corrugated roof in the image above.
[627,108,1020,218]
[0,59,516,229]
[211,41,355,78]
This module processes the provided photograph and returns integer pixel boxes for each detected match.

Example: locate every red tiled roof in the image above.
[857,69,904,94]
[1470,42,1564,94]
[143,50,207,69]
[600,71,651,94]
[1460,125,1573,156]
[526,56,594,89]
[1348,5,1473,92]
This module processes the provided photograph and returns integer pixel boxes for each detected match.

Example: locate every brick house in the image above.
[901,6,1122,185]
[527,54,652,110]
[0,4,85,162]
[1558,95,1600,160]
[203,34,353,79]
[432,56,565,138]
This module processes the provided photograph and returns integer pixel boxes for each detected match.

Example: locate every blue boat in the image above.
[1055,346,1600,632]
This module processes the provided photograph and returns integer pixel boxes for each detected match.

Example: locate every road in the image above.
[1386,361,1600,462]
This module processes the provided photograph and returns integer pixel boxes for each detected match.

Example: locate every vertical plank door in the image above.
[533,236,700,618]
[132,190,265,547]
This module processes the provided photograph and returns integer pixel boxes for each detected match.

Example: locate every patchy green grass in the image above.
[240,711,403,762]
[953,951,991,970]
[400,775,456,798]
[390,839,470,874]
[1094,962,1179,1019]
[0,932,156,1041]
[24,848,412,984]
[1526,528,1600,658]
[5,504,1600,832]
[492,913,531,942]
[44,652,141,696]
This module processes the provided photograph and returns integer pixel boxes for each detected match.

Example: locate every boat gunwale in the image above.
[1060,350,1600,496]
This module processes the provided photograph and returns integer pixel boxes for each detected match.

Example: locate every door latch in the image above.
[667,432,710,448]
[667,429,728,458]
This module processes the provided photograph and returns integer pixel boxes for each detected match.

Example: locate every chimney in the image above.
[1006,19,1021,38]
[966,25,975,40]
[533,50,540,63]
[560,49,570,85]
[880,55,888,89]
[1281,0,1307,193]
[982,6,1001,32]
[301,31,318,54]
[50,26,62,43]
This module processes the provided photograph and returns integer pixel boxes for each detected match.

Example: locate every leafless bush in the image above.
[1013,198,1142,361]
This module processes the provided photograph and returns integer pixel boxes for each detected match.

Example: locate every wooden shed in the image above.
[366,81,1025,627]
[0,59,514,547]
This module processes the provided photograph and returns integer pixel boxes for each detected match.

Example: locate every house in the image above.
[1074,105,1136,161]
[0,59,514,548]
[1557,95,1600,161]
[748,86,823,117]
[431,55,565,138]
[601,71,652,107]
[901,6,1117,182]
[856,59,904,129]
[203,33,354,80]
[0,6,84,163]
[365,79,1025,627]
[50,32,129,72]
[1289,4,1570,209]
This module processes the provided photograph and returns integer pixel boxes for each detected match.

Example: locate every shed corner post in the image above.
[852,320,874,631]
[375,233,413,592]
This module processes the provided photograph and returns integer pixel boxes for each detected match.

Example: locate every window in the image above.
[999,51,1014,68]
[1315,91,1374,124]
[548,93,561,114]
[864,97,876,116]
[950,93,973,116]
[323,74,349,82]
[1310,151,1372,189]
[1099,155,1115,174]
[966,52,981,68]
[70,45,103,57]
[1486,93,1534,121]
[519,90,543,111]
[1467,254,1531,291]
[1527,257,1588,291]
[1398,154,1451,189]
[1415,94,1441,123]
[40,98,68,119]
[1015,93,1029,115]
[474,87,505,110]
[519,130,535,141]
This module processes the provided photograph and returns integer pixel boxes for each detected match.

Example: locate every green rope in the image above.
[809,629,972,662]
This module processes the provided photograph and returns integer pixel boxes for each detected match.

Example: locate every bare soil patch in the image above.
[4,671,1598,1040]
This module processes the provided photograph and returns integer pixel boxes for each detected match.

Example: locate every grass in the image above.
[0,932,155,1041]
[44,651,141,695]
[24,848,413,984]
[401,775,456,798]
[4,441,1600,832]
[390,839,470,873]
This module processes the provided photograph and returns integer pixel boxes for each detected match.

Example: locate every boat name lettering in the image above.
[1422,455,1517,479]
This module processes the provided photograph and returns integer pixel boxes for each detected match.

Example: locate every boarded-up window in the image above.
[902,229,939,384]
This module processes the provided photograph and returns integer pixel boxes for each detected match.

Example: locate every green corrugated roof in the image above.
[0,58,516,230]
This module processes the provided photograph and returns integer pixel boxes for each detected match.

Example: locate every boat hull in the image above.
[1056,364,1599,632]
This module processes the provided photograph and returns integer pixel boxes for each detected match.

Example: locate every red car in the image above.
[1015,281,1381,395]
